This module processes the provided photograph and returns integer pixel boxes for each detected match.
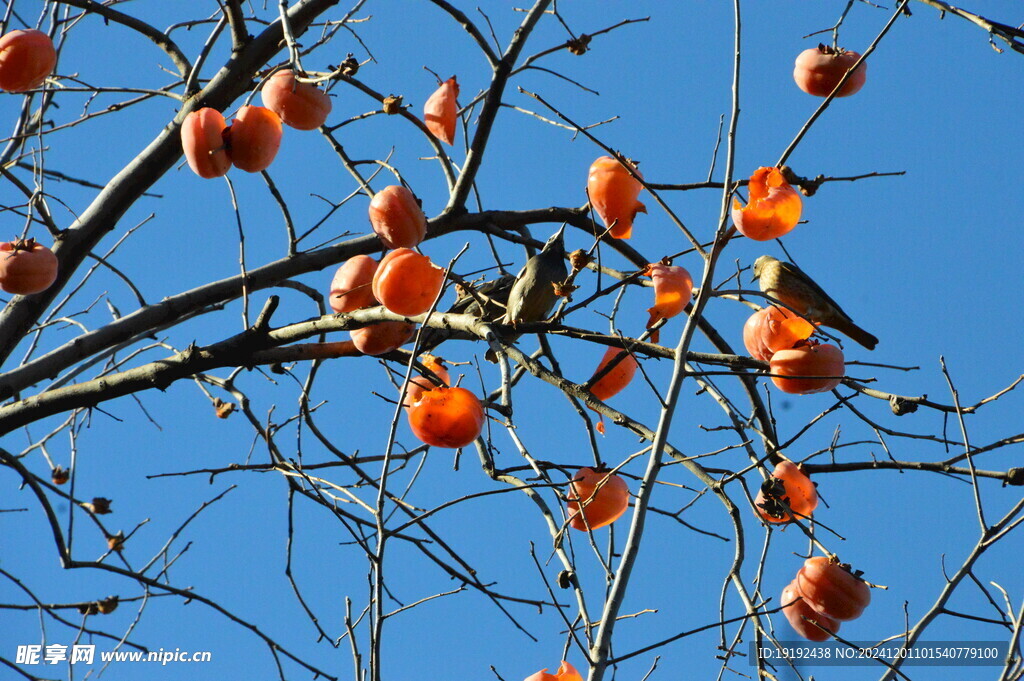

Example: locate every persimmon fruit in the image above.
[402,355,450,408]
[794,45,866,98]
[796,556,872,621]
[589,346,638,401]
[371,248,445,317]
[0,29,56,92]
[350,322,414,356]
[732,167,802,241]
[407,386,484,448]
[261,69,332,130]
[645,263,693,330]
[328,254,415,355]
[754,460,817,523]
[423,76,459,145]
[567,467,629,531]
[781,581,841,642]
[769,342,844,395]
[587,156,646,239]
[329,255,378,314]
[368,185,427,249]
[0,239,58,295]
[181,108,232,179]
[743,306,816,362]
[225,105,283,172]
[523,660,583,681]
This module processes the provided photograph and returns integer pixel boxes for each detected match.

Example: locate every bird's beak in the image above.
[750,270,759,283]
[543,224,566,252]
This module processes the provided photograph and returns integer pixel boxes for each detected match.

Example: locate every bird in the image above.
[502,225,568,333]
[751,255,878,350]
[415,273,516,353]
[415,227,568,356]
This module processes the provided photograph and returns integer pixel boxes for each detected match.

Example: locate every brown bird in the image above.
[751,255,878,350]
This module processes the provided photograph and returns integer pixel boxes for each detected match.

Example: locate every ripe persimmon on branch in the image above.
[1,2,1023,681]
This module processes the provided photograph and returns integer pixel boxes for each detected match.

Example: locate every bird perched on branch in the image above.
[502,225,568,335]
[751,255,878,350]
[415,273,515,353]
[416,227,568,355]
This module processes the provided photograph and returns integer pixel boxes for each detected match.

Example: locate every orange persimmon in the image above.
[794,45,866,98]
[261,69,332,130]
[423,76,459,145]
[329,255,378,314]
[781,581,841,642]
[567,467,629,531]
[368,185,428,249]
[0,29,56,92]
[181,108,231,179]
[328,255,414,355]
[769,342,844,394]
[371,248,445,317]
[645,263,693,333]
[523,661,584,681]
[350,321,414,356]
[402,355,450,408]
[587,156,647,239]
[407,386,484,448]
[589,346,638,401]
[0,238,58,294]
[732,167,802,241]
[754,460,818,523]
[225,105,283,172]
[588,345,639,434]
[742,306,816,361]
[796,556,872,622]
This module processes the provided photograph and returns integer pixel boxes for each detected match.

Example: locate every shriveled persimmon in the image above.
[371,248,445,317]
[754,460,818,523]
[329,255,378,314]
[523,660,584,681]
[794,45,866,98]
[796,556,872,621]
[781,581,841,642]
[402,355,450,408]
[261,69,332,130]
[587,156,646,239]
[732,167,802,241]
[567,467,629,531]
[0,29,56,92]
[350,321,414,356]
[181,108,231,179]
[0,238,58,295]
[769,342,844,394]
[645,263,693,338]
[423,76,459,145]
[368,185,427,249]
[407,386,484,448]
[743,306,816,362]
[224,105,283,172]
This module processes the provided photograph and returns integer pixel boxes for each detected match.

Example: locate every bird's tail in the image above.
[831,318,878,350]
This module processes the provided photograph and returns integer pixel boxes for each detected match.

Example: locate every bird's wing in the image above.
[502,267,529,324]
[779,260,854,320]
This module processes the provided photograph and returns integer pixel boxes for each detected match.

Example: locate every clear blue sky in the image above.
[2,2,1023,680]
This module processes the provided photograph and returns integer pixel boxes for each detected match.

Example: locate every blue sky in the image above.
[2,2,1023,680]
